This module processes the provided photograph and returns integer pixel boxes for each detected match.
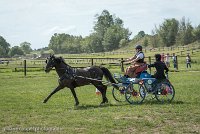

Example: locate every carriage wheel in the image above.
[125,84,146,104]
[112,86,126,102]
[155,82,175,103]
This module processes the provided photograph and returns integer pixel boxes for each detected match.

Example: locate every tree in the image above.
[150,29,160,48]
[0,36,10,57]
[9,46,24,57]
[20,42,32,54]
[94,10,114,39]
[93,10,131,51]
[176,17,194,45]
[88,33,104,52]
[119,39,128,47]
[193,24,200,42]
[48,33,83,54]
[134,31,145,41]
[143,37,149,47]
[156,18,179,47]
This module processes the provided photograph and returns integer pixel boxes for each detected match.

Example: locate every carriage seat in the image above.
[135,63,148,78]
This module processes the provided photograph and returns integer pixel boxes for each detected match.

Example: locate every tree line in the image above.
[48,10,131,54]
[134,17,200,48]
[1,10,200,57]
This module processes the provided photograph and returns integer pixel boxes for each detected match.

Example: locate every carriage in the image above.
[44,55,175,106]
[112,69,175,104]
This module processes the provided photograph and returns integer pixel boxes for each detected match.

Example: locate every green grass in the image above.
[0,70,200,134]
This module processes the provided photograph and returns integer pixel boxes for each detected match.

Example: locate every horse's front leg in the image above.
[70,88,79,106]
[43,85,63,103]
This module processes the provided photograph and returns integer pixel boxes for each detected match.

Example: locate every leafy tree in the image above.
[134,31,145,41]
[119,39,128,47]
[20,42,32,54]
[150,29,160,47]
[143,37,149,47]
[49,33,83,54]
[94,10,131,51]
[156,18,179,47]
[9,46,24,57]
[0,36,10,57]
[193,24,200,42]
[94,10,114,39]
[176,17,194,45]
[88,33,104,52]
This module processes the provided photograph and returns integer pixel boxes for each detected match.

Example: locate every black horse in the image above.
[43,55,116,106]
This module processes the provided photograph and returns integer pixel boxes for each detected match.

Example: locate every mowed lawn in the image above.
[0,70,199,134]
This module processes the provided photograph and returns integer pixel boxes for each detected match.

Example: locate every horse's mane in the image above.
[58,56,73,68]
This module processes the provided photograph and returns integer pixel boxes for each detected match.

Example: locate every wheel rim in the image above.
[112,87,126,102]
[155,83,175,103]
[125,85,145,104]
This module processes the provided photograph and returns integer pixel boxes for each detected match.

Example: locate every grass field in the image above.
[0,68,200,133]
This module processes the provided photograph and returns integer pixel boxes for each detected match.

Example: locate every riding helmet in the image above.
[135,45,142,50]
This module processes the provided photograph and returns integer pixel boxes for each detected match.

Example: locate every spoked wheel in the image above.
[155,82,175,103]
[112,86,126,102]
[125,84,146,104]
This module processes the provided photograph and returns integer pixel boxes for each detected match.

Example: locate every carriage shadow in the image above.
[74,103,130,110]
[142,100,184,105]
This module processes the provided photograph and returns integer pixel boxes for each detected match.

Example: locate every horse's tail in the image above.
[100,67,116,84]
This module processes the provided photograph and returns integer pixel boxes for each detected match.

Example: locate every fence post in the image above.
[148,56,151,74]
[91,58,94,66]
[24,60,26,76]
[121,58,124,72]
[176,56,178,70]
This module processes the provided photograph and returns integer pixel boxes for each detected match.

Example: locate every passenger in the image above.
[148,54,169,80]
[123,45,145,78]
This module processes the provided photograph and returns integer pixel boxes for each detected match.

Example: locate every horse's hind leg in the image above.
[70,88,79,106]
[43,85,63,103]
[94,83,108,105]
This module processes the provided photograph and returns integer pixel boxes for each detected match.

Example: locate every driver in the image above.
[123,45,145,78]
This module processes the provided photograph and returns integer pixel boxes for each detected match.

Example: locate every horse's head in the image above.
[45,55,62,73]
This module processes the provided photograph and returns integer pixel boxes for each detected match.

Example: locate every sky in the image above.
[0,0,200,49]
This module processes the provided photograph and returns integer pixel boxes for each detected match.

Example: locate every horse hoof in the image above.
[75,102,79,106]
[99,103,105,106]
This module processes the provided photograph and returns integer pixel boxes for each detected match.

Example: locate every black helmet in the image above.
[155,54,161,61]
[135,45,142,50]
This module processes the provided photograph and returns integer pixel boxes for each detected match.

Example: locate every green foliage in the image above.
[9,46,24,57]
[134,31,146,41]
[88,33,104,52]
[47,10,131,53]
[93,10,131,52]
[193,24,200,42]
[49,33,83,54]
[143,37,149,47]
[0,36,10,57]
[20,41,32,54]
[156,18,179,47]
[176,17,194,46]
